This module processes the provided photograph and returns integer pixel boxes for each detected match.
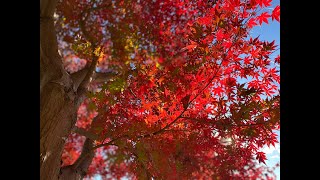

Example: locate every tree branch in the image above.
[92,71,118,84]
[76,10,99,95]
[182,117,212,124]
[71,69,117,90]
[72,126,99,140]
[59,138,95,179]
[91,135,129,151]
[75,2,113,96]
[62,113,103,178]
[71,138,95,176]
[70,68,89,91]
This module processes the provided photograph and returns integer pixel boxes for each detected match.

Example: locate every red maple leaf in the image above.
[247,18,258,28]
[198,16,212,25]
[243,57,252,64]
[222,41,232,49]
[275,55,280,63]
[216,29,225,41]
[257,0,272,8]
[213,86,224,96]
[181,40,198,52]
[256,152,267,164]
[266,133,279,148]
[272,5,280,22]
[250,48,260,58]
[257,12,271,25]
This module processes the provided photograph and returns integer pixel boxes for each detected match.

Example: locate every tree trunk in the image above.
[40,0,111,179]
[58,138,95,180]
[58,113,106,179]
[40,0,84,179]
[40,81,80,180]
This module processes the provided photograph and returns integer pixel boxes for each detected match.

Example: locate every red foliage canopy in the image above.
[55,0,280,179]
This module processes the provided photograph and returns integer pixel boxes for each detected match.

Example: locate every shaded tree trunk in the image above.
[58,138,95,180]
[40,0,114,179]
[40,0,88,179]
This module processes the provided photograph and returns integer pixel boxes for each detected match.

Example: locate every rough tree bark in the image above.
[58,116,102,179]
[41,0,78,179]
[40,0,97,179]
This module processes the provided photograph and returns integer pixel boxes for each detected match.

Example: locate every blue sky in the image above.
[252,0,280,179]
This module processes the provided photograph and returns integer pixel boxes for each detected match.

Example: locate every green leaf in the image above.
[108,78,127,93]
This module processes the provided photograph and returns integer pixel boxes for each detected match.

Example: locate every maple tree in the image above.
[40,0,280,179]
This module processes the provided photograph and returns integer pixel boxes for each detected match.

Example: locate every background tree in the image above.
[40,0,280,179]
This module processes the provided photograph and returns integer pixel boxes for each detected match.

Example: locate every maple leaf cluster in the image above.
[56,0,280,179]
